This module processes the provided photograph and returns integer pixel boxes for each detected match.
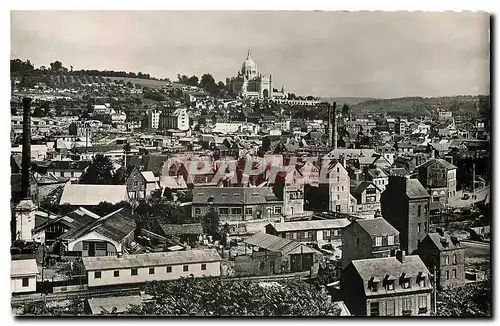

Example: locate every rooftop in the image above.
[82,249,221,271]
[59,184,129,206]
[354,217,399,237]
[270,218,350,233]
[11,259,38,277]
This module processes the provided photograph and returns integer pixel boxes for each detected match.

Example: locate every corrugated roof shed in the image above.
[11,259,38,277]
[82,249,221,271]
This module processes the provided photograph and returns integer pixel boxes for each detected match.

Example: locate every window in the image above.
[149,267,155,275]
[134,181,138,186]
[337,167,340,173]
[245,207,253,215]
[221,193,228,197]
[444,256,450,265]
[201,264,207,271]
[231,207,242,215]
[424,205,428,214]
[219,207,229,215]
[402,298,412,315]
[22,278,29,287]
[166,266,172,273]
[323,230,331,240]
[194,207,202,215]
[114,270,120,277]
[336,205,341,212]
[370,281,378,292]
[424,222,428,232]
[446,270,450,279]
[375,236,382,247]
[342,186,344,191]
[94,271,101,279]
[418,222,421,233]
[452,269,456,278]
[260,261,265,270]
[356,238,360,248]
[337,195,340,200]
[83,242,89,250]
[388,235,395,245]
[386,300,395,316]
[333,229,339,237]
[337,176,340,182]
[401,278,411,289]
[370,302,379,316]
[304,231,309,239]
[386,281,394,291]
[183,265,189,272]
[453,254,457,265]
[418,205,421,216]
[131,268,138,276]
[274,206,282,215]
[418,295,428,314]
[96,242,107,250]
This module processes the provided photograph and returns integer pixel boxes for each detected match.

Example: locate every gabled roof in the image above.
[141,171,157,183]
[159,175,188,189]
[59,184,129,206]
[416,158,457,171]
[351,181,380,195]
[87,295,142,315]
[244,232,316,255]
[60,209,136,243]
[354,217,398,237]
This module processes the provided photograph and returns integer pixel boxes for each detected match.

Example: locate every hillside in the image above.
[320,97,380,106]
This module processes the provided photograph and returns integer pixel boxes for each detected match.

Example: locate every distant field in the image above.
[103,76,180,89]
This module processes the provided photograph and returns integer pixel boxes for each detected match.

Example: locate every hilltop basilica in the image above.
[226,51,287,99]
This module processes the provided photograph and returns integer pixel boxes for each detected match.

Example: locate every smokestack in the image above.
[21,97,32,199]
[327,106,332,148]
[332,102,337,150]
[396,250,406,264]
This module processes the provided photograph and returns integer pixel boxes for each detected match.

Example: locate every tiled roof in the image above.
[82,249,221,271]
[425,232,462,251]
[192,187,280,205]
[416,158,457,171]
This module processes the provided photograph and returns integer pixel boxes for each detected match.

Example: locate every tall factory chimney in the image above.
[332,102,337,150]
[327,105,332,148]
[21,97,32,199]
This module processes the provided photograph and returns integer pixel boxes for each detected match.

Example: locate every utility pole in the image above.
[433,265,438,315]
[472,162,476,193]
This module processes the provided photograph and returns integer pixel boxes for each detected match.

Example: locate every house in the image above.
[46,160,91,179]
[160,107,190,131]
[11,259,38,294]
[60,208,136,257]
[235,232,322,277]
[342,217,400,269]
[418,230,465,288]
[59,184,129,206]
[82,249,222,287]
[191,186,283,235]
[415,158,457,204]
[350,181,382,219]
[265,218,350,246]
[341,251,432,316]
[177,160,216,186]
[322,160,356,214]
[141,171,160,197]
[381,176,431,254]
[364,167,388,192]
[157,223,204,245]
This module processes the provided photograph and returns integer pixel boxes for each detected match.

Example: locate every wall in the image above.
[328,162,351,213]
[11,275,37,293]
[87,261,221,287]
[366,292,431,316]
[407,198,431,254]
[342,223,372,269]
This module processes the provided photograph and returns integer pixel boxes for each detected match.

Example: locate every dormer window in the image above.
[400,273,411,289]
[369,277,380,292]
[384,274,397,290]
[417,272,427,287]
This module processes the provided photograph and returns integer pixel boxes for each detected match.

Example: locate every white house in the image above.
[82,249,222,287]
[11,259,38,293]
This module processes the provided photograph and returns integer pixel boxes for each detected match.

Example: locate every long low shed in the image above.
[82,249,222,287]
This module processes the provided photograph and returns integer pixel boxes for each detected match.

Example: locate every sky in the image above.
[10,11,490,98]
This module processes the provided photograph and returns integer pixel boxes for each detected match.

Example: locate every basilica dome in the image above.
[241,50,258,78]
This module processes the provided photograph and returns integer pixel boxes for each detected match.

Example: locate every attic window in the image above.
[221,193,228,197]
[400,275,411,289]
[369,277,380,292]
[233,193,241,197]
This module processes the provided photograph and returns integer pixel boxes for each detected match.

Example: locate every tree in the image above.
[49,61,63,72]
[177,74,189,84]
[124,278,341,316]
[437,279,491,316]
[92,201,130,216]
[33,106,46,118]
[201,210,220,239]
[186,75,199,87]
[123,142,132,155]
[288,93,296,100]
[79,154,115,185]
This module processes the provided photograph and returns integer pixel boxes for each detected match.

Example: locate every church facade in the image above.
[226,51,286,99]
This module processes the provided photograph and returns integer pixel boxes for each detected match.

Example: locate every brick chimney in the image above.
[395,250,406,264]
[21,97,32,199]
